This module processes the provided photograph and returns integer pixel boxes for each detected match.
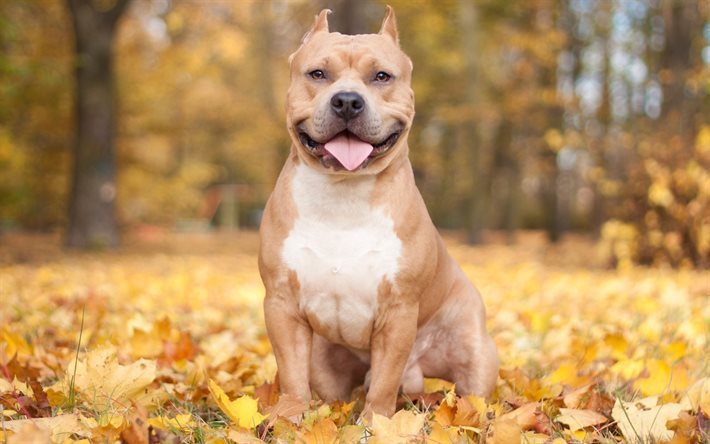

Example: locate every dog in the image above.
[258,6,499,420]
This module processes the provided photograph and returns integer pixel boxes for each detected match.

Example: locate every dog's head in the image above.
[286,6,415,175]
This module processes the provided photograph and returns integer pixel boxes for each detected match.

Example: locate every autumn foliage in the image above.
[1,232,708,442]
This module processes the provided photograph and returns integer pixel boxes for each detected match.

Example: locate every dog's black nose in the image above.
[330,92,364,121]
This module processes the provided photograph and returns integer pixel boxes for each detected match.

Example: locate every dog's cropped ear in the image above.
[302,9,331,44]
[378,5,398,45]
[289,9,331,65]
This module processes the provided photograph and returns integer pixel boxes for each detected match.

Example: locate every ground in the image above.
[0,230,708,443]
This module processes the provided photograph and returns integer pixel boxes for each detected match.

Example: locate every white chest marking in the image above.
[282,165,402,350]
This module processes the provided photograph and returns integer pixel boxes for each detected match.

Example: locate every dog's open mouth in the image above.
[298,130,400,171]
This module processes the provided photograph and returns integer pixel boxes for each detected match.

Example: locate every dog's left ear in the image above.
[378,5,399,45]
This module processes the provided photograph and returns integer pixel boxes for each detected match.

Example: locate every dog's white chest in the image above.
[282,165,402,350]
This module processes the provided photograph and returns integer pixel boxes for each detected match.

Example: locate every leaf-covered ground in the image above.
[0,231,708,443]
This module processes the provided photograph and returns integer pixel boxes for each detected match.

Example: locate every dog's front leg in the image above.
[264,295,312,400]
[364,301,418,419]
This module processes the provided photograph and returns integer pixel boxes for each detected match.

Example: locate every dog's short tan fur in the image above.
[259,6,499,419]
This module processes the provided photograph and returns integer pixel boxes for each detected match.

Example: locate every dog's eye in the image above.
[308,69,326,80]
[374,71,391,82]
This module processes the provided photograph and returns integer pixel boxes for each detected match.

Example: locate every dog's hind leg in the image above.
[310,334,368,402]
[451,333,499,397]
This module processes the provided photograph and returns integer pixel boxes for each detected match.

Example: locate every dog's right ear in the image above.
[289,9,331,65]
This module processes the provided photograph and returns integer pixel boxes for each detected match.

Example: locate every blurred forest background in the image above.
[0,0,708,267]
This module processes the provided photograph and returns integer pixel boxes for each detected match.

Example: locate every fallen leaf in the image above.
[264,393,308,427]
[428,422,459,443]
[227,429,266,443]
[489,416,521,444]
[208,379,266,429]
[683,377,710,415]
[562,383,594,408]
[545,363,589,388]
[423,378,455,393]
[611,396,685,442]
[555,408,607,432]
[296,417,338,444]
[369,409,426,444]
[6,422,51,444]
[497,402,539,429]
[432,400,455,426]
[338,424,366,443]
[147,413,195,432]
[46,348,156,411]
[633,360,689,396]
[2,413,92,442]
[120,403,149,444]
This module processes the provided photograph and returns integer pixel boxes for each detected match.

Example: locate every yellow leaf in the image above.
[683,377,710,415]
[633,360,689,396]
[369,410,426,444]
[466,395,487,417]
[0,328,31,361]
[521,431,550,444]
[428,422,458,443]
[423,378,455,393]
[555,408,607,432]
[453,396,482,427]
[545,363,588,388]
[1,409,17,418]
[490,417,521,444]
[663,342,687,361]
[48,348,156,410]
[695,125,710,154]
[147,414,195,432]
[129,328,163,359]
[610,358,645,380]
[433,400,455,426]
[603,333,629,360]
[297,418,338,444]
[208,379,266,429]
[227,429,266,443]
[611,397,685,442]
[338,425,365,443]
[2,414,92,442]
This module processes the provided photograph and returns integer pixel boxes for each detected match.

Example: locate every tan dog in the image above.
[259,6,498,419]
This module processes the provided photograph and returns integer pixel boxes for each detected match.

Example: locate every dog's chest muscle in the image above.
[282,165,402,349]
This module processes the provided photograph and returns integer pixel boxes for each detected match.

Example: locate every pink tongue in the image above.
[324,133,374,171]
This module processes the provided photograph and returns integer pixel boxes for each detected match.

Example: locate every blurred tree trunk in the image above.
[458,0,487,244]
[591,4,612,236]
[660,1,699,140]
[543,0,568,242]
[66,0,130,248]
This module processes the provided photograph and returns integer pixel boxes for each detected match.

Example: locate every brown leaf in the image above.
[666,410,698,444]
[264,393,309,427]
[254,381,280,410]
[562,383,594,409]
[452,396,481,427]
[555,408,608,432]
[120,403,150,444]
[498,402,539,429]
[433,400,455,426]
[297,418,339,444]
